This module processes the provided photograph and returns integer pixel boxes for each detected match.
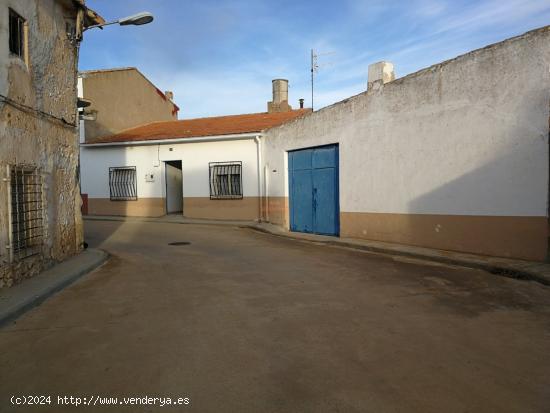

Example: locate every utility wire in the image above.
[0,93,77,129]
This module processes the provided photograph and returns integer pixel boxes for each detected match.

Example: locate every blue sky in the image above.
[80,0,550,119]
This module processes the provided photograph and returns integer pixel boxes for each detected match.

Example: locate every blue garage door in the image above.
[289,145,339,236]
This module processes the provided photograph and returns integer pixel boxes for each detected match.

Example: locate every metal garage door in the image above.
[289,144,339,236]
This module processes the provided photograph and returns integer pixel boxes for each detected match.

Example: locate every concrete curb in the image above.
[0,248,109,328]
[246,225,550,286]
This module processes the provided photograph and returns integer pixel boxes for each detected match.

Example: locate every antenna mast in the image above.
[310,49,334,112]
[311,49,317,111]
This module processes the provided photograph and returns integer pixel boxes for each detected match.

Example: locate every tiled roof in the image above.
[87,109,311,144]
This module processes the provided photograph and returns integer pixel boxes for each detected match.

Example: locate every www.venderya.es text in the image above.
[10,395,190,408]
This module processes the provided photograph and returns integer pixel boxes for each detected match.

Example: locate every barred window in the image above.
[109,167,137,201]
[209,162,243,199]
[10,166,43,260]
[9,9,25,58]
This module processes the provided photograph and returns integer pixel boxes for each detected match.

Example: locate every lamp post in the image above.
[84,11,154,31]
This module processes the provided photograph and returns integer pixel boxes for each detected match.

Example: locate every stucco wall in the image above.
[80,137,261,219]
[80,68,178,141]
[0,0,83,287]
[263,26,550,260]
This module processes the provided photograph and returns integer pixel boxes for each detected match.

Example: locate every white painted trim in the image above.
[81,132,262,147]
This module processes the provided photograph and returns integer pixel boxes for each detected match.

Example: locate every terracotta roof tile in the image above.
[87,109,311,144]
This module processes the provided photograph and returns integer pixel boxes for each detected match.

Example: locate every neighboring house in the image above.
[263,26,550,262]
[0,0,103,288]
[78,67,180,143]
[80,79,309,220]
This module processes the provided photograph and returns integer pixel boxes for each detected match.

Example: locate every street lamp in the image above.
[84,11,154,31]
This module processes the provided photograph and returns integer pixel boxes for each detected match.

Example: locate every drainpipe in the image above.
[255,135,263,222]
[4,166,13,264]
[264,163,270,222]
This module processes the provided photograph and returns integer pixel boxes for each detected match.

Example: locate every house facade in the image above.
[78,67,180,143]
[80,79,308,220]
[0,0,102,288]
[262,26,550,261]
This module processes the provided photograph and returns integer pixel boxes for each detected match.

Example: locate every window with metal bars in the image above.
[109,167,137,201]
[209,162,243,199]
[9,8,25,58]
[10,166,43,260]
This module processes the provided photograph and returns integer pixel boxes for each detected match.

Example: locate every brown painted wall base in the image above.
[265,197,289,228]
[341,212,548,261]
[88,198,165,217]
[184,197,260,221]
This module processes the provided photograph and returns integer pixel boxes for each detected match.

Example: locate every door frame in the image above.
[288,143,340,236]
[164,160,183,214]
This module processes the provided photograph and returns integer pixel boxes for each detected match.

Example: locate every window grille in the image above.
[9,9,25,58]
[209,162,243,199]
[109,167,137,201]
[10,166,43,260]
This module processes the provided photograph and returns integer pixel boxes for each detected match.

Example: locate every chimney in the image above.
[165,91,174,100]
[268,79,292,113]
[367,61,395,90]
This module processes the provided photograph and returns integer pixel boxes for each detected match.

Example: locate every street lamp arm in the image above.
[83,11,154,32]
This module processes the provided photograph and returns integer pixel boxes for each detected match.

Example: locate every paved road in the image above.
[1,220,549,412]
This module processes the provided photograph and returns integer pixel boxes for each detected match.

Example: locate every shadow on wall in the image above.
[405,138,548,261]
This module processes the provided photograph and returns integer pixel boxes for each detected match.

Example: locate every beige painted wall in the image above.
[86,197,260,221]
[80,68,178,141]
[341,212,546,262]
[184,197,260,221]
[88,198,165,218]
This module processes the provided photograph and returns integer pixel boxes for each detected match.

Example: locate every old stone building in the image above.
[0,0,102,288]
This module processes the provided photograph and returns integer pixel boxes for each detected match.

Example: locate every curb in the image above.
[84,215,254,227]
[246,225,550,286]
[0,248,109,328]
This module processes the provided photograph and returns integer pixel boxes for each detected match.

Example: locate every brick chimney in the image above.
[267,79,292,113]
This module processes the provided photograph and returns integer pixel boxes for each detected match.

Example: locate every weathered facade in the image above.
[263,26,550,261]
[0,0,102,288]
[78,67,180,142]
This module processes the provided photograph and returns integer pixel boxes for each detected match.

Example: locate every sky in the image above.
[80,0,550,119]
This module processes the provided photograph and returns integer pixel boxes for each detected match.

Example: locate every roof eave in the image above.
[82,132,262,147]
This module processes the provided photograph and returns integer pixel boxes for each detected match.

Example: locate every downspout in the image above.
[255,135,263,222]
[264,163,269,222]
[4,166,13,264]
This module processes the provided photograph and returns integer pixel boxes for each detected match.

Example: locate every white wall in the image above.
[80,138,260,199]
[263,27,550,218]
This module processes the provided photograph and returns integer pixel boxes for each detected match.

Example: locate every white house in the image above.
[80,79,309,220]
[262,26,550,261]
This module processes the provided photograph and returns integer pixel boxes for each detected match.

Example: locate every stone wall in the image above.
[0,0,83,287]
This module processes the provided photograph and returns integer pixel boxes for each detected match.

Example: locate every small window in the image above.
[109,167,137,201]
[209,162,243,199]
[9,8,25,58]
[10,166,43,260]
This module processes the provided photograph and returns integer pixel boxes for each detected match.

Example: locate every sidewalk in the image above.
[251,223,550,286]
[0,249,108,327]
[84,215,550,286]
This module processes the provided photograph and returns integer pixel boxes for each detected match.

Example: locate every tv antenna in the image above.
[310,49,335,111]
